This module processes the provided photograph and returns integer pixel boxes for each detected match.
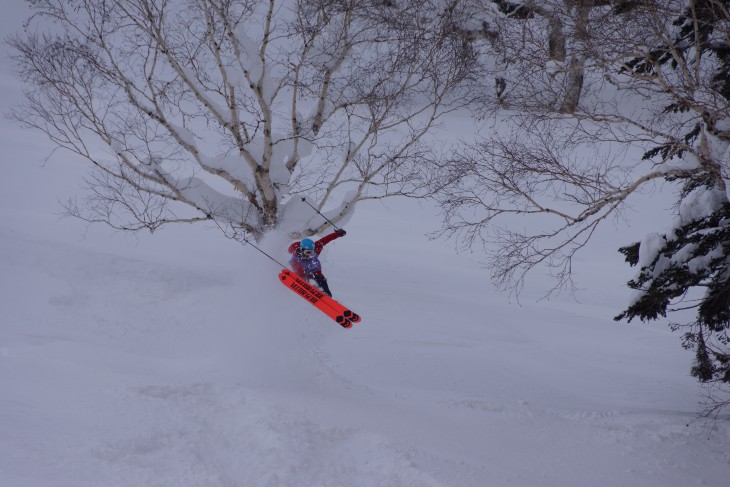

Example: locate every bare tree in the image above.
[434,0,730,298]
[433,0,730,413]
[458,0,628,114]
[9,0,470,242]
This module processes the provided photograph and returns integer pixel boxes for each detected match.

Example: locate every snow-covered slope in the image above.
[2,191,730,486]
[2,4,729,484]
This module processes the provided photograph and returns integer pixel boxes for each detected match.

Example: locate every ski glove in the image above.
[335,229,346,237]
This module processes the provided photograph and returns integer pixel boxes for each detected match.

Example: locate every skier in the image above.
[288,229,346,297]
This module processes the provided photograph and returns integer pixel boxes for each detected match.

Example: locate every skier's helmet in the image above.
[300,238,315,258]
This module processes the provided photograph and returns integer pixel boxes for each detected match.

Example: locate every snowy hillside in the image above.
[2,174,730,486]
[2,3,730,487]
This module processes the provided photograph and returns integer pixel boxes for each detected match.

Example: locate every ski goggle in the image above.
[301,248,315,257]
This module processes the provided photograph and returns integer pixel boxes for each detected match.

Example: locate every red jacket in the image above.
[288,231,341,255]
[288,231,343,277]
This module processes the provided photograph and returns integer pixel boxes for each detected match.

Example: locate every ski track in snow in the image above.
[2,205,730,487]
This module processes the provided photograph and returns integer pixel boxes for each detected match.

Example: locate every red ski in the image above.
[281,269,360,323]
[278,269,361,328]
[281,270,361,323]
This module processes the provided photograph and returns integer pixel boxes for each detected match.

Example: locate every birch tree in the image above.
[435,0,730,410]
[10,0,469,241]
[434,0,729,295]
[455,0,622,114]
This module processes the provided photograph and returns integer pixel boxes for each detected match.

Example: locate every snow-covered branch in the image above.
[434,0,730,299]
[11,0,471,241]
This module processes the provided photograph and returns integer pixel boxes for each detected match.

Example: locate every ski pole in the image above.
[241,234,289,270]
[301,197,341,230]
[211,219,289,270]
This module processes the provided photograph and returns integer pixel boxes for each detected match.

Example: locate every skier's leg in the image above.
[312,273,332,297]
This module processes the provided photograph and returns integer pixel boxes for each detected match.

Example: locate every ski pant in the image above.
[307,272,332,297]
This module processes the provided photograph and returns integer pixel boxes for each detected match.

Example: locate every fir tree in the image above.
[616,0,730,393]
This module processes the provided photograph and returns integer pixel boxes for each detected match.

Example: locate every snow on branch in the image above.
[12,0,472,241]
